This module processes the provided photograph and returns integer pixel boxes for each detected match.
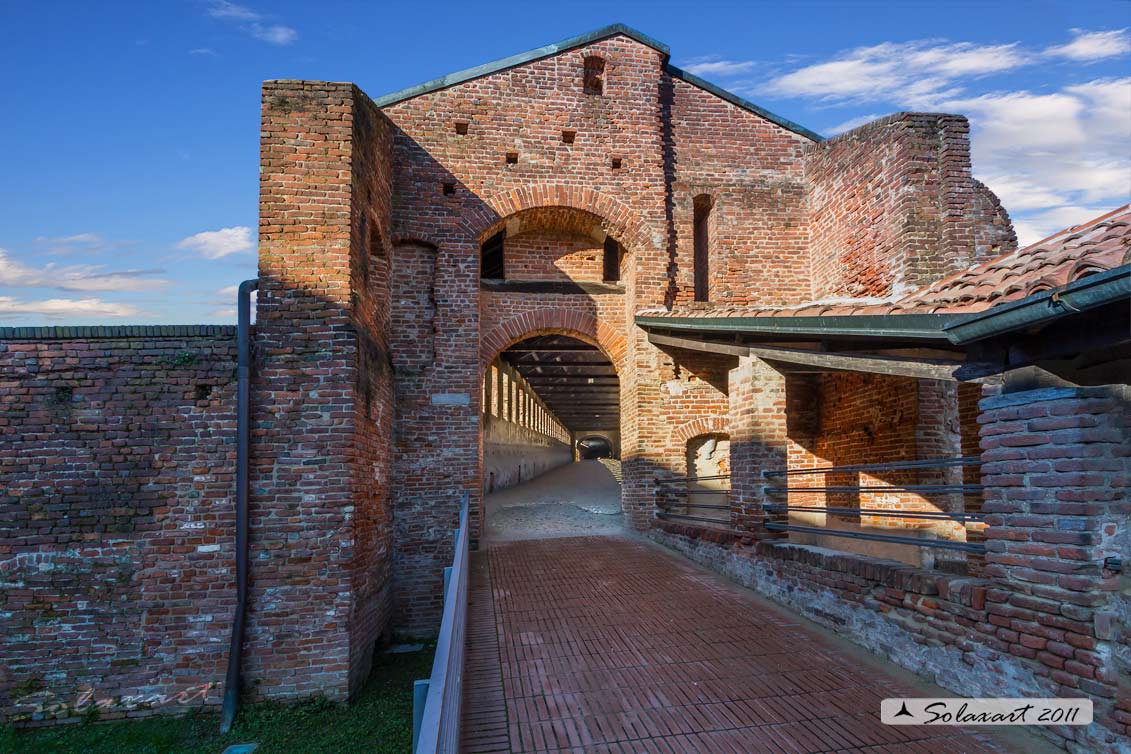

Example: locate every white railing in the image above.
[413,492,470,754]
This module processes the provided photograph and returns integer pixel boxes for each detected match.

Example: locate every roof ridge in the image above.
[371,23,821,141]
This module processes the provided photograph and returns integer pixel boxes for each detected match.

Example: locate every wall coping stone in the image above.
[0,325,237,340]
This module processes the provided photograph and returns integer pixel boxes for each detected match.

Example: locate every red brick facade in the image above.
[1,328,238,722]
[4,27,1127,753]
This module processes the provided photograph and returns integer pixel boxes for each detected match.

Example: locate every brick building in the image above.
[2,24,1129,753]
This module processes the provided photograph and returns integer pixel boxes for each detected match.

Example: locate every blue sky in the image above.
[1,0,1128,325]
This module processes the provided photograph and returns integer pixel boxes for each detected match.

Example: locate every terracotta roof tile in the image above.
[640,204,1131,321]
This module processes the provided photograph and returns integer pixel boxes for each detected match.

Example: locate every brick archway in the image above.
[480,309,628,374]
[673,416,729,445]
[466,183,658,254]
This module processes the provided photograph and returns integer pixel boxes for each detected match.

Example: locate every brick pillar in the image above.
[980,385,1130,746]
[253,80,395,700]
[728,356,788,535]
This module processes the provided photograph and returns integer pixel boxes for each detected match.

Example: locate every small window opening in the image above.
[693,194,713,302]
[53,386,74,404]
[368,220,385,259]
[454,121,469,135]
[481,230,506,279]
[195,384,213,401]
[583,55,605,95]
[442,182,455,196]
[505,151,518,165]
[561,130,576,145]
[610,156,622,170]
[602,237,621,283]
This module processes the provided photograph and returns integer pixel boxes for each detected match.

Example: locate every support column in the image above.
[980,385,1130,746]
[728,356,789,536]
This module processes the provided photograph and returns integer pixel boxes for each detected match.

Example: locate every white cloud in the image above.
[209,308,238,319]
[216,285,240,298]
[207,1,260,21]
[0,296,138,319]
[1046,29,1131,61]
[764,40,1030,106]
[0,249,168,292]
[206,2,297,45]
[189,48,219,57]
[682,58,757,77]
[176,226,255,259]
[1011,205,1115,246]
[249,24,297,45]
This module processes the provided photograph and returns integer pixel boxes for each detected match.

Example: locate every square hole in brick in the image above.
[195,384,213,400]
[505,151,518,165]
[454,121,469,135]
[561,130,576,145]
[611,156,623,169]
[442,182,456,196]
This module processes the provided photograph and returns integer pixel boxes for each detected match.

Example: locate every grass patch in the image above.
[0,645,434,754]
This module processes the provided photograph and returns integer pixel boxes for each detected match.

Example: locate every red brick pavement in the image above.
[461,535,1019,754]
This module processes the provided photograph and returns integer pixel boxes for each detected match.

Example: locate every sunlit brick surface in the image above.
[462,537,1012,753]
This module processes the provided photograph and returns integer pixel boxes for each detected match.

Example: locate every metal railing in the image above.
[762,456,986,554]
[654,475,733,528]
[413,492,470,754]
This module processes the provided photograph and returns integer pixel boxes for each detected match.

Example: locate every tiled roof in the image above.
[640,205,1131,320]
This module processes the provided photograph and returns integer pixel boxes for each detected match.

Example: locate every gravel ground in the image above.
[482,460,625,543]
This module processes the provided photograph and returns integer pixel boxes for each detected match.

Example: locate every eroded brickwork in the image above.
[0,329,237,722]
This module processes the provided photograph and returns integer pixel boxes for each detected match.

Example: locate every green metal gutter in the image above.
[634,313,967,341]
[943,264,1131,345]
[371,23,822,142]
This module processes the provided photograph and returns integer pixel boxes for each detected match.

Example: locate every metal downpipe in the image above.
[220,278,258,733]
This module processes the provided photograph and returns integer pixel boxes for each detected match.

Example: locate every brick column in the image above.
[253,80,395,700]
[980,385,1130,746]
[728,356,789,535]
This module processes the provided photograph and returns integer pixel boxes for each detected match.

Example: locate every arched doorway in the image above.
[578,436,612,459]
[480,333,624,541]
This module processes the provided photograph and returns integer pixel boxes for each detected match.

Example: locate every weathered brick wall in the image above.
[805,114,1003,299]
[654,382,1131,754]
[256,80,396,698]
[666,75,812,306]
[0,328,237,722]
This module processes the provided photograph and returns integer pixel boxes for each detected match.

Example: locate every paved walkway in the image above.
[461,535,1025,754]
[482,460,625,544]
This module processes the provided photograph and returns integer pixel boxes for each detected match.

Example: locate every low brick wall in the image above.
[649,520,1126,754]
[1,326,238,723]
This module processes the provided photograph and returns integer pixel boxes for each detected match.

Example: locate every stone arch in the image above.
[479,308,627,374]
[463,183,658,255]
[672,416,729,446]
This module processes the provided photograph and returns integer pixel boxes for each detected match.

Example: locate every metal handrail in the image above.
[413,492,470,754]
[657,512,736,527]
[764,522,985,554]
[762,456,981,478]
[763,504,987,522]
[766,484,983,495]
[655,474,732,485]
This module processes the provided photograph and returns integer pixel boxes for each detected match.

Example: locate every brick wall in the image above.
[0,328,237,722]
[255,80,396,698]
[654,383,1131,754]
[805,114,1006,299]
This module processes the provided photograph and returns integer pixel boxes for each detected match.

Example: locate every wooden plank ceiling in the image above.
[501,335,618,431]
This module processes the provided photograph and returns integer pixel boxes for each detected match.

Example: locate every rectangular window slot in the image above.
[505,152,518,165]
[442,182,456,196]
[455,121,469,135]
[562,130,576,145]
[611,157,623,170]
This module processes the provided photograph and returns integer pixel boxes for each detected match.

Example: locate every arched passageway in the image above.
[480,334,623,542]
[578,436,612,459]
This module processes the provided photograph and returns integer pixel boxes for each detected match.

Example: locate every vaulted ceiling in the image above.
[500,335,618,431]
